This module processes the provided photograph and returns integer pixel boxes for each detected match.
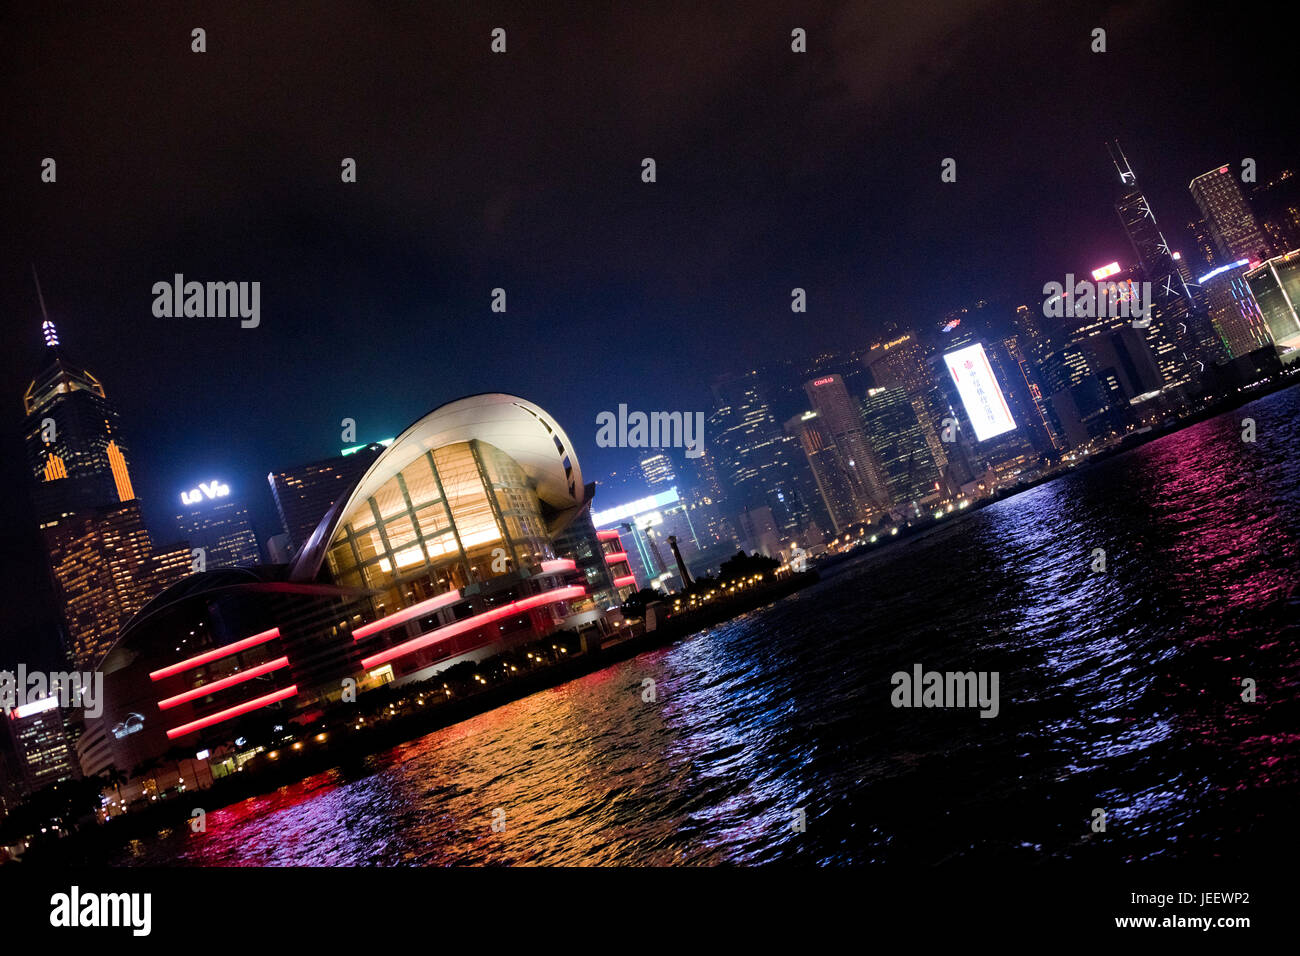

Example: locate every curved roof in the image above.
[290,393,587,582]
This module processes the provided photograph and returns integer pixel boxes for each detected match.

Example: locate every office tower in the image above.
[1171,251,1208,313]
[863,331,950,472]
[23,314,136,525]
[785,412,859,532]
[1190,165,1272,263]
[679,447,733,547]
[21,301,182,668]
[175,482,261,568]
[1244,251,1300,351]
[638,452,677,488]
[45,501,185,669]
[3,697,80,793]
[857,387,943,514]
[1251,170,1300,255]
[1187,218,1219,270]
[1108,141,1220,386]
[268,443,385,554]
[1004,318,1064,451]
[709,372,822,537]
[1037,294,1167,447]
[801,349,870,401]
[931,309,1046,484]
[802,374,889,520]
[1199,259,1274,358]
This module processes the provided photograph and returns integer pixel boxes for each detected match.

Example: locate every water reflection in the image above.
[118,389,1300,865]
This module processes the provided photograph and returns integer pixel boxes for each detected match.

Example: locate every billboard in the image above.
[943,344,1017,442]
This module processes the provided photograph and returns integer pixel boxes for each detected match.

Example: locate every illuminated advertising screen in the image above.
[943,344,1017,442]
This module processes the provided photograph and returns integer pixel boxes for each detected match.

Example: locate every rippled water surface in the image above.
[118,389,1300,865]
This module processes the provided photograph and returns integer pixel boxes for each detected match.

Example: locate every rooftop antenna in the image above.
[32,263,59,346]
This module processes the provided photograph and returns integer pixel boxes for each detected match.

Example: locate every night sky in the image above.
[2,1,1295,668]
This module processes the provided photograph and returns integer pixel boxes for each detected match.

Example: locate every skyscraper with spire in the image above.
[1107,141,1223,385]
[23,272,137,522]
[22,274,185,668]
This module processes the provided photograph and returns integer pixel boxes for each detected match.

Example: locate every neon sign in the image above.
[1091,261,1122,281]
[180,480,230,506]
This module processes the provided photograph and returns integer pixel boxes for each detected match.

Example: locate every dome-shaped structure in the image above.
[290,393,588,583]
[77,394,603,789]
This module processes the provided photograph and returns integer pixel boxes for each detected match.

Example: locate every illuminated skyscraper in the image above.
[709,372,822,536]
[1251,170,1300,255]
[1199,259,1274,358]
[638,452,676,488]
[1108,141,1220,385]
[175,482,261,569]
[23,308,136,524]
[802,374,888,521]
[269,444,386,555]
[3,697,80,793]
[21,289,183,668]
[679,447,733,547]
[1186,218,1219,270]
[785,411,859,532]
[857,387,943,513]
[1005,316,1064,452]
[863,331,950,472]
[45,501,185,669]
[1189,165,1271,263]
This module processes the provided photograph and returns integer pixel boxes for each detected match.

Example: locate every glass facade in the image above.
[325,440,554,623]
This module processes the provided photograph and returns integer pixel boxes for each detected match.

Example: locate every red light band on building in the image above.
[603,552,628,564]
[612,574,636,588]
[360,586,587,670]
[156,656,291,710]
[164,685,299,739]
[352,589,464,640]
[539,558,576,573]
[596,530,621,541]
[149,628,281,682]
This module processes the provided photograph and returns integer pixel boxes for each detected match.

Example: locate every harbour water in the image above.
[116,387,1300,865]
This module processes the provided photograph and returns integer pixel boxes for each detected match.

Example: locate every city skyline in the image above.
[2,5,1298,918]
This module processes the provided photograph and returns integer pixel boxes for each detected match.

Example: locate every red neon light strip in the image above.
[540,558,576,573]
[164,685,298,739]
[603,551,628,564]
[612,575,637,588]
[596,530,621,541]
[149,628,280,682]
[361,586,587,670]
[156,657,291,711]
[353,589,464,640]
